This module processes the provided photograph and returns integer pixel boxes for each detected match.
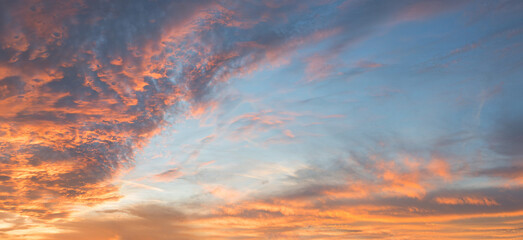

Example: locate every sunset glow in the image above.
[0,0,522,239]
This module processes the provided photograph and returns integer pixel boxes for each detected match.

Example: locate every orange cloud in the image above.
[1,0,341,220]
[282,129,295,138]
[0,0,250,219]
[435,197,499,206]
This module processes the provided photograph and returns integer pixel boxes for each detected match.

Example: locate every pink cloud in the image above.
[356,60,383,69]
[151,168,184,182]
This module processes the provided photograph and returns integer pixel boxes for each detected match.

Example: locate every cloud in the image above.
[356,60,383,69]
[0,0,222,218]
[17,183,523,240]
[11,131,523,239]
[488,115,523,158]
[45,203,197,240]
[0,0,477,224]
[435,196,499,206]
[304,54,343,82]
[477,165,523,184]
[0,1,521,239]
[283,129,295,138]
[226,111,295,141]
[151,168,184,182]
[0,0,341,218]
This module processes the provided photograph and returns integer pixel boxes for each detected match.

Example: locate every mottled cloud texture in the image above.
[0,0,446,218]
[1,0,523,239]
[0,0,314,217]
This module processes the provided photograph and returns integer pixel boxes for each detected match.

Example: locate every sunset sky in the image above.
[0,0,522,239]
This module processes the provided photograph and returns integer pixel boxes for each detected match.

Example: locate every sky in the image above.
[0,0,522,239]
